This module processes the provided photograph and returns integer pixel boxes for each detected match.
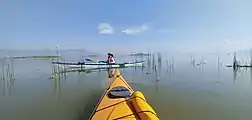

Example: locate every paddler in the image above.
[107,53,115,64]
[107,53,116,78]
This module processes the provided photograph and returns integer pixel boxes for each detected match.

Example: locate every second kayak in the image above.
[89,69,159,120]
[52,61,145,69]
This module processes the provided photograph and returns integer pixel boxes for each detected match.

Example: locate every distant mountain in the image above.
[0,49,98,61]
[129,52,150,56]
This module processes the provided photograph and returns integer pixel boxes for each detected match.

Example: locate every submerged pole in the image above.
[233,52,237,69]
[1,58,5,81]
[11,58,15,80]
[250,49,252,67]
[217,55,220,76]
[0,58,2,81]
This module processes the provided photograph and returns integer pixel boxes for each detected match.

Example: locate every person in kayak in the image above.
[107,53,116,64]
[107,53,116,78]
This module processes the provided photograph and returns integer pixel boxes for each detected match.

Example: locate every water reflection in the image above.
[251,68,252,85]
[231,66,252,85]
[217,56,220,77]
[107,68,116,78]
[2,52,252,120]
[233,67,238,83]
[155,79,159,93]
[53,75,62,100]
[50,67,107,100]
[165,59,174,76]
[0,77,15,98]
[0,58,15,98]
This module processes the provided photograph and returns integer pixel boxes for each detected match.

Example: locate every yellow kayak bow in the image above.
[89,69,159,120]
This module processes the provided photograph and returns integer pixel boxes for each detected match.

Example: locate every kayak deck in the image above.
[89,69,159,120]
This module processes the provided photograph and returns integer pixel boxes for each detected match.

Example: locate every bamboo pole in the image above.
[2,58,5,81]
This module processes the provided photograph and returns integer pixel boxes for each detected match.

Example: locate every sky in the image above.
[0,0,251,54]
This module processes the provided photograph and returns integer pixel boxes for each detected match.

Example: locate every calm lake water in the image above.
[1,54,252,120]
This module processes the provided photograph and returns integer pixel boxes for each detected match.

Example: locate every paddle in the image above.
[85,58,98,62]
[85,58,107,63]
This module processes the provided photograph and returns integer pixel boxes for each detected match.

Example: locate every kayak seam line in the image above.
[134,96,146,102]
[112,100,140,120]
[107,100,118,120]
[89,69,141,119]
[95,99,129,112]
[95,73,127,112]
[112,113,136,120]
[112,110,158,120]
[116,74,134,92]
[94,96,149,116]
[133,97,159,118]
[88,74,119,119]
[113,96,158,119]
[94,73,128,113]
[138,110,159,118]
[129,101,141,120]
[112,105,158,119]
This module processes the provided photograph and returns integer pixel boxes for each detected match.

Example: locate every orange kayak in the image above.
[89,69,159,120]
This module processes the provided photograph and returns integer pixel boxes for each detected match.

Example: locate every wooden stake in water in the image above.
[217,55,220,77]
[233,52,238,69]
[1,58,5,81]
[171,56,174,72]
[6,64,10,80]
[0,58,2,81]
[147,52,152,71]
[165,60,169,72]
[250,49,252,67]
[157,53,162,76]
[0,58,2,84]
[201,55,204,72]
[63,58,67,82]
[11,58,15,80]
[152,54,156,72]
[154,64,159,81]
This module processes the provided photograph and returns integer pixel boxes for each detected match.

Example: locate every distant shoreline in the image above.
[10,56,60,59]
[129,53,150,56]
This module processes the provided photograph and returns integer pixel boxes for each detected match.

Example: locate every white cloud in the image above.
[121,24,150,35]
[98,23,114,34]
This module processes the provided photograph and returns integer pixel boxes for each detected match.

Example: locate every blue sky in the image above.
[0,0,251,53]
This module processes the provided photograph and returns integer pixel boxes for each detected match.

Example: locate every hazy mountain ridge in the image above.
[0,49,95,58]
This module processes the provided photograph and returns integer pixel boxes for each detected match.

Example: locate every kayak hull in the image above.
[89,69,159,120]
[52,61,145,69]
